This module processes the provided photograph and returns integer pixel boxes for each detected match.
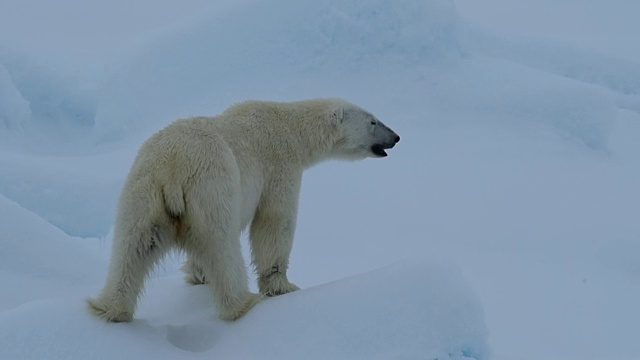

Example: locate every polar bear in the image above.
[87,98,400,322]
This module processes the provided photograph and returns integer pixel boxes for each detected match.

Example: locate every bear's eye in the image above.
[370,120,376,125]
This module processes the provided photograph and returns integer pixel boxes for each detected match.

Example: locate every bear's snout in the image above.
[371,127,400,157]
[371,137,399,157]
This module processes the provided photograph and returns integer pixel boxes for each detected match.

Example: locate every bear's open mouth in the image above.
[371,144,390,157]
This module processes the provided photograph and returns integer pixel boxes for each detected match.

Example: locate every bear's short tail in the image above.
[162,183,185,218]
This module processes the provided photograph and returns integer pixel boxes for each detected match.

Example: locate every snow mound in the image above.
[0,194,105,311]
[94,0,463,141]
[0,261,489,360]
[426,57,617,149]
[467,29,640,96]
[0,150,130,237]
[0,50,97,148]
[466,29,640,124]
[92,0,616,150]
[0,180,489,359]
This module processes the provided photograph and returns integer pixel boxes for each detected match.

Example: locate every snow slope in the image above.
[0,149,130,237]
[90,0,626,153]
[1,0,640,359]
[0,63,30,131]
[0,195,105,311]
[0,195,489,360]
[0,49,97,153]
[93,0,464,142]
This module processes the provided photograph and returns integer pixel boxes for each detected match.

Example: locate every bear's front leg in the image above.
[258,264,301,297]
[250,173,301,297]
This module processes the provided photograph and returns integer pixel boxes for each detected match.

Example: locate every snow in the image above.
[0,63,30,131]
[423,57,617,150]
[0,193,489,359]
[1,0,640,359]
[454,0,640,64]
[466,29,640,96]
[0,49,97,152]
[93,0,464,142]
[0,149,129,236]
[0,194,105,311]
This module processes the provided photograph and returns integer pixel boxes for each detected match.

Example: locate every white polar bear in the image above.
[87,98,400,322]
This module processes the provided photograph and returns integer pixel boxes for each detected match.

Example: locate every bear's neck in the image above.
[275,105,340,169]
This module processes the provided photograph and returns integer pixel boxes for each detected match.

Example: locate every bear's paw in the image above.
[219,292,263,321]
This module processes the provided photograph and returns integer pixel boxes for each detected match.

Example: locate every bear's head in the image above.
[331,101,400,160]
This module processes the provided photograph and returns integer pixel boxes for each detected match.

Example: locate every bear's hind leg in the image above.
[185,224,262,321]
[87,225,169,322]
[185,182,262,321]
[185,229,262,321]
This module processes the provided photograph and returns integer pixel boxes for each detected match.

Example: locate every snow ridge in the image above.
[0,194,491,359]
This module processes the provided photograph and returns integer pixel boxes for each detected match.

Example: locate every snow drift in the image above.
[0,0,626,151]
[0,192,490,359]
[0,50,97,143]
[0,63,30,131]
[91,0,628,151]
[0,149,130,237]
[0,194,105,311]
[93,0,465,142]
[1,0,640,359]
[0,262,490,360]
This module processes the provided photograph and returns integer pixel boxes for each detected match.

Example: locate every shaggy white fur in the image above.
[87,98,399,322]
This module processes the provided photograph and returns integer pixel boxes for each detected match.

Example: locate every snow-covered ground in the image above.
[1,1,639,359]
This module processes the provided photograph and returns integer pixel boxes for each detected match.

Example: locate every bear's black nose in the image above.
[394,135,400,143]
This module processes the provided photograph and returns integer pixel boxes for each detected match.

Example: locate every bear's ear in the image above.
[330,105,344,124]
